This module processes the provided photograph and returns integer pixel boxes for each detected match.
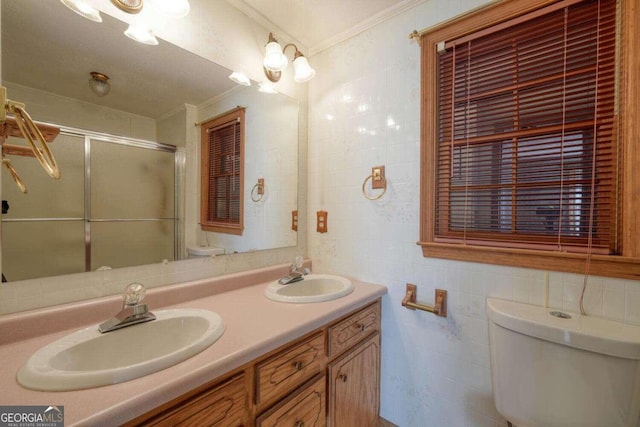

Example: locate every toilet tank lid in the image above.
[186,246,224,256]
[487,298,640,360]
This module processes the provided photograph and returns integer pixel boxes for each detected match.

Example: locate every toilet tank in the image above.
[186,245,225,258]
[487,298,640,427]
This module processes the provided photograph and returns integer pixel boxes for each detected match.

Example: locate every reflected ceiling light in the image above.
[89,72,111,97]
[124,23,159,45]
[150,0,190,18]
[111,0,143,14]
[263,33,315,83]
[60,0,102,22]
[229,71,251,86]
[258,81,278,94]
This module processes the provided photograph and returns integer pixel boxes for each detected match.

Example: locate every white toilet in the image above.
[487,298,640,427]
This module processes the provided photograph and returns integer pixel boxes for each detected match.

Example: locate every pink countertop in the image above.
[0,263,386,426]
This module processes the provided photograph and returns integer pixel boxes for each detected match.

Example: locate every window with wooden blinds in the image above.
[433,0,617,254]
[416,0,640,278]
[200,107,245,235]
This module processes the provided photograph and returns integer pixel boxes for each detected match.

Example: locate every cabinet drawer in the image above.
[256,332,325,407]
[328,301,380,357]
[144,374,247,427]
[256,375,326,427]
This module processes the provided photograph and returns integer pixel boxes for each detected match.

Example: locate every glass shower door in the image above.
[1,133,85,281]
[89,139,176,270]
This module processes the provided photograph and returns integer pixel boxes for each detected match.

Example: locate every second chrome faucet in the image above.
[278,256,310,285]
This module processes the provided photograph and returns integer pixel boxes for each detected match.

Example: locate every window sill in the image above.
[418,241,640,280]
[201,223,243,236]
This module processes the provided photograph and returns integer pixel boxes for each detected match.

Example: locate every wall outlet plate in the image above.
[317,210,328,233]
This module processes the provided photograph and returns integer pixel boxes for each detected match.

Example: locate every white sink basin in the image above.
[265,274,354,303]
[17,308,225,391]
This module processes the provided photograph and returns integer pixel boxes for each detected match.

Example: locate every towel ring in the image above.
[362,173,387,200]
[8,102,60,180]
[251,179,265,202]
[3,158,27,193]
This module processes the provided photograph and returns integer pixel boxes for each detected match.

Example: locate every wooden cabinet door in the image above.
[328,333,380,427]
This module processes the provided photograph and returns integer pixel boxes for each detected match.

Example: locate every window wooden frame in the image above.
[200,107,245,235]
[418,0,640,279]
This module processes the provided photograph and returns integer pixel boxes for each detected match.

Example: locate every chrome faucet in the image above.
[278,256,310,285]
[98,282,156,333]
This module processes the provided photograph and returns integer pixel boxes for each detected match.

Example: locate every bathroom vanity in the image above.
[0,263,386,426]
[126,300,381,426]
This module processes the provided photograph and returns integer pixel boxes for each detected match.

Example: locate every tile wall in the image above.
[194,87,299,254]
[307,0,640,425]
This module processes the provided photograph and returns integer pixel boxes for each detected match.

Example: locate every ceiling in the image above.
[1,0,236,119]
[226,0,424,55]
[1,0,424,119]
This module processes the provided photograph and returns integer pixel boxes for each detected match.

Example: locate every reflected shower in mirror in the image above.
[0,0,299,282]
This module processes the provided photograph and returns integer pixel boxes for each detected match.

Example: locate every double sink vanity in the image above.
[0,262,386,426]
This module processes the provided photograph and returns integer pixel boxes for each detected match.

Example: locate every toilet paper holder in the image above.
[402,284,447,317]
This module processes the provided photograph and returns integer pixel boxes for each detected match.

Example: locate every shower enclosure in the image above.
[1,126,181,281]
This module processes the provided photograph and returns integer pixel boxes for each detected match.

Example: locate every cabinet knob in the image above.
[339,374,348,382]
[356,323,366,332]
[293,361,304,371]
[295,421,305,427]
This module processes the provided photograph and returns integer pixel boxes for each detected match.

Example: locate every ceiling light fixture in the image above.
[111,0,143,14]
[89,72,111,97]
[229,71,251,86]
[124,23,159,45]
[263,33,315,83]
[258,81,278,94]
[60,0,103,22]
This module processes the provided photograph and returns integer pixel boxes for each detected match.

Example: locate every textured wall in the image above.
[307,0,640,425]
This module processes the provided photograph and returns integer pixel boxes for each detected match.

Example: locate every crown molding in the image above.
[224,0,427,57]
[223,0,308,51]
[309,0,427,56]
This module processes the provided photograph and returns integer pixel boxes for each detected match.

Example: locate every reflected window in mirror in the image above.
[200,107,245,235]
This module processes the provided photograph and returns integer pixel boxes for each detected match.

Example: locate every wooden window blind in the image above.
[200,107,245,235]
[434,0,618,254]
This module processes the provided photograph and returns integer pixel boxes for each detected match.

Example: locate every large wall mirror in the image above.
[0,0,299,283]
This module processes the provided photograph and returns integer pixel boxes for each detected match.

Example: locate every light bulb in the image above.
[124,23,159,45]
[60,0,102,22]
[263,41,288,72]
[258,81,278,94]
[229,71,251,86]
[293,55,315,82]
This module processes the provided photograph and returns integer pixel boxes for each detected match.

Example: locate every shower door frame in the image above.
[82,129,182,272]
[3,122,183,276]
